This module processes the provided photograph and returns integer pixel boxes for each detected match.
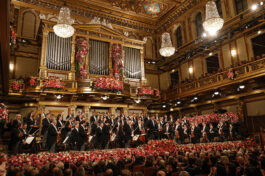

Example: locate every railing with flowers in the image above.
[10,79,24,93]
[40,76,66,91]
[165,57,265,99]
[0,103,8,134]
[137,86,160,98]
[92,76,124,92]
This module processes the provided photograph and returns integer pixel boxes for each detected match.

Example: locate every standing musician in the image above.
[124,120,133,148]
[190,123,196,144]
[218,121,224,141]
[56,113,64,130]
[26,111,35,131]
[46,118,60,153]
[174,121,182,144]
[208,123,216,142]
[90,112,97,124]
[157,119,163,140]
[62,117,73,141]
[71,122,80,150]
[95,122,104,149]
[41,113,51,148]
[228,123,235,141]
[201,122,208,142]
[163,122,172,139]
[183,125,190,144]
[79,121,88,151]
[147,116,157,141]
[102,120,111,149]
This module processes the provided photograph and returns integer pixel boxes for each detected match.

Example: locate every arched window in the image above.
[175,26,183,48]
[195,12,203,37]
[234,0,248,15]
[216,0,223,18]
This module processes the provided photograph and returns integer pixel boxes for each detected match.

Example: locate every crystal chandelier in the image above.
[53,7,75,38]
[203,1,224,36]
[159,32,175,57]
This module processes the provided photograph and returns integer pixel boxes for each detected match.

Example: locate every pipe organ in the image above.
[39,21,145,88]
[89,39,109,75]
[124,47,142,79]
[46,32,72,71]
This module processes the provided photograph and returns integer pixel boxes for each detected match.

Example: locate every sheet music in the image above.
[133,135,139,141]
[25,137,35,144]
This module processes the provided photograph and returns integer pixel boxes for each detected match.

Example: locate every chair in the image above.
[133,165,145,173]
[144,167,155,176]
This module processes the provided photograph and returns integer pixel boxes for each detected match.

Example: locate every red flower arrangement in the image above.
[11,79,23,92]
[227,68,235,80]
[29,77,38,88]
[112,44,123,80]
[41,76,66,91]
[137,86,160,98]
[92,76,124,92]
[0,103,8,121]
[6,139,254,169]
[75,38,88,79]
[183,112,239,124]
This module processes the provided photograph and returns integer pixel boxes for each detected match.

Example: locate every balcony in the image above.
[164,57,265,100]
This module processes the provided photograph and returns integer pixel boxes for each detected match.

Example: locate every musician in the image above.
[157,119,163,140]
[46,118,59,153]
[41,113,51,148]
[116,121,125,148]
[124,120,133,148]
[183,125,190,143]
[75,111,81,122]
[9,121,20,154]
[163,122,172,139]
[15,113,22,124]
[194,122,201,143]
[228,123,235,141]
[26,111,35,131]
[174,121,182,144]
[169,114,175,124]
[155,113,159,121]
[56,114,64,130]
[147,116,157,140]
[19,123,32,153]
[62,117,73,140]
[190,123,196,144]
[102,121,111,149]
[217,121,225,141]
[90,112,97,124]
[208,123,216,142]
[79,121,88,151]
[70,122,80,150]
[95,122,104,149]
[201,122,208,142]
[66,112,73,120]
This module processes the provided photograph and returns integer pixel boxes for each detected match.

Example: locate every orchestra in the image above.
[8,110,239,154]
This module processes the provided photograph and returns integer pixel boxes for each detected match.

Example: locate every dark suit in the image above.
[95,127,103,149]
[41,118,50,135]
[9,128,20,154]
[78,126,87,151]
[90,116,97,123]
[46,124,58,152]
[70,128,79,149]
[123,124,132,147]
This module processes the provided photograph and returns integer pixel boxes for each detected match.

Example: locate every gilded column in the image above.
[84,106,90,120]
[69,34,76,80]
[86,38,90,78]
[109,43,113,76]
[140,48,146,84]
[39,29,49,78]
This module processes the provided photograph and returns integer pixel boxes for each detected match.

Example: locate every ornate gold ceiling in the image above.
[12,0,200,33]
[80,0,180,19]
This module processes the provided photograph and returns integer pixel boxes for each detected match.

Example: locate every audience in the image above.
[6,143,265,176]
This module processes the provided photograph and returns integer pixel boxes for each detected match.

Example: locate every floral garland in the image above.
[112,44,123,80]
[137,86,160,98]
[92,76,124,92]
[183,112,239,124]
[7,140,254,169]
[41,76,66,91]
[0,103,8,121]
[29,77,39,88]
[10,26,16,49]
[75,38,88,79]
[10,79,23,92]
[227,68,236,80]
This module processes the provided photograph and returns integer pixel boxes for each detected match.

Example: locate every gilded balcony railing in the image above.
[164,57,265,100]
